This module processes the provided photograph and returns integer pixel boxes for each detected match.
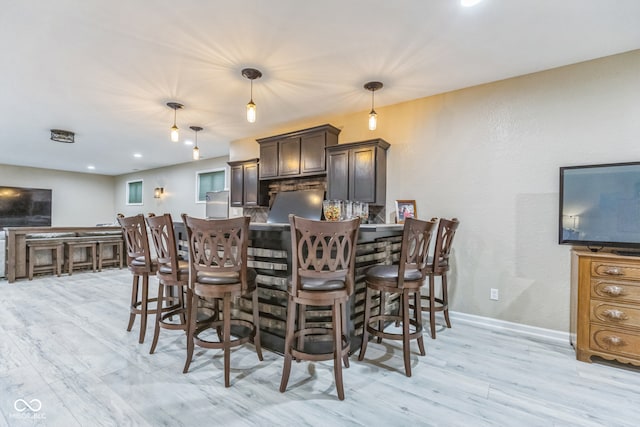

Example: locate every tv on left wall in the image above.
[0,186,52,229]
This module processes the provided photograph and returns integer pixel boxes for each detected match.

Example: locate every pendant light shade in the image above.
[242,68,262,123]
[364,81,383,131]
[190,126,202,160]
[167,102,184,142]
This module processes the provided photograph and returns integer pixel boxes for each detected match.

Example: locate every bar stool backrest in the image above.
[146,213,181,281]
[397,217,437,289]
[289,214,360,296]
[118,214,153,272]
[431,217,460,273]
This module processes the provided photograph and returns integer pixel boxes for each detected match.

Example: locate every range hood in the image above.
[266,189,324,224]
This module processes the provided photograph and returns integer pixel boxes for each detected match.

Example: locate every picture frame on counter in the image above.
[395,199,416,223]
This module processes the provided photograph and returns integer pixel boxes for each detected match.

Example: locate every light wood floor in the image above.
[1,269,639,426]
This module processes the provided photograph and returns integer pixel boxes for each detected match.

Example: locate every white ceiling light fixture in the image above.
[460,0,483,7]
[241,68,262,123]
[166,102,184,142]
[190,126,202,160]
[364,81,383,131]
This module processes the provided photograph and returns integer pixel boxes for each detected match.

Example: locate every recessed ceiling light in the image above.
[133,153,142,158]
[184,139,194,146]
[87,165,95,170]
[461,0,483,7]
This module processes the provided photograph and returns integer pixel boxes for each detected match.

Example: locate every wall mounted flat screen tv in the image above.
[559,162,640,249]
[0,186,52,229]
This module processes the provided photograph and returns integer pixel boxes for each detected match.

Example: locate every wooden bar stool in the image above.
[280,215,360,400]
[65,240,97,275]
[358,217,436,377]
[420,217,460,339]
[181,214,263,387]
[27,241,63,280]
[118,214,158,344]
[97,238,124,271]
[146,214,189,355]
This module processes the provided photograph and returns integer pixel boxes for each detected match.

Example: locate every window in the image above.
[127,180,143,205]
[196,169,226,202]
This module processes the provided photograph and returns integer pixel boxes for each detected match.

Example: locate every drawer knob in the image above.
[601,285,623,297]
[602,267,623,276]
[603,335,626,347]
[602,309,628,321]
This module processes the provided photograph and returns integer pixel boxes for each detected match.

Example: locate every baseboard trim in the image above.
[448,311,571,346]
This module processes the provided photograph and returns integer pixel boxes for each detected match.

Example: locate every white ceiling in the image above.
[1,0,639,176]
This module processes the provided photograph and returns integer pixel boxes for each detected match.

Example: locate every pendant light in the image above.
[190,126,202,160]
[364,81,383,131]
[166,102,184,142]
[241,68,262,123]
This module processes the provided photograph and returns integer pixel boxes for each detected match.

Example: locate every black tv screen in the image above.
[0,186,52,229]
[559,162,640,249]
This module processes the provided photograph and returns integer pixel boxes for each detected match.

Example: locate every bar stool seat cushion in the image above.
[366,265,422,282]
[158,259,189,275]
[196,268,256,286]
[131,256,157,269]
[292,276,347,291]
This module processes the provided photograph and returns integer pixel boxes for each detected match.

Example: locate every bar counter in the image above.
[175,221,404,354]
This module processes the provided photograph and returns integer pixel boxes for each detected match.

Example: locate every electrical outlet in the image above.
[490,288,499,301]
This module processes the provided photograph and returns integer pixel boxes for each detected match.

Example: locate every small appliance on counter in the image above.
[205,190,229,219]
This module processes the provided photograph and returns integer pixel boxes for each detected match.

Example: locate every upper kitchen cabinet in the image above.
[257,124,340,180]
[228,158,267,207]
[326,139,390,205]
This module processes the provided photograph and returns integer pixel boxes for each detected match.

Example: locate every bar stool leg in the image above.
[442,274,451,328]
[415,291,426,356]
[252,287,263,361]
[332,301,345,401]
[377,291,386,343]
[280,295,297,393]
[149,280,165,354]
[358,285,372,361]
[128,275,139,332]
[402,291,412,377]
[341,300,349,368]
[183,289,198,374]
[429,275,437,339]
[139,275,149,344]
[223,293,232,387]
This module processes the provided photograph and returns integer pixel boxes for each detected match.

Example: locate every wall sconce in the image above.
[190,126,202,160]
[364,81,383,130]
[154,187,164,198]
[166,102,184,142]
[242,68,262,123]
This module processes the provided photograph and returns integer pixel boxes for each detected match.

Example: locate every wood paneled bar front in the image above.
[174,221,404,353]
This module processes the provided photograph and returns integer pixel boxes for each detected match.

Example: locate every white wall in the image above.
[0,164,115,226]
[113,156,230,220]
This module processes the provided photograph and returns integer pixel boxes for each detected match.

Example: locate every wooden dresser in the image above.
[571,250,640,366]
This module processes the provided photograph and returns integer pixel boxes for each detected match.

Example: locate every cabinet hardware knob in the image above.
[603,335,626,347]
[602,267,623,276]
[601,309,628,321]
[601,285,623,296]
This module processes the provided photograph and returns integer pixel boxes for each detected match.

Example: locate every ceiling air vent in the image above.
[50,129,75,143]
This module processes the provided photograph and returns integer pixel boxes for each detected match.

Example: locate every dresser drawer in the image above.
[591,279,640,303]
[590,325,640,359]
[591,261,640,281]
[590,300,640,329]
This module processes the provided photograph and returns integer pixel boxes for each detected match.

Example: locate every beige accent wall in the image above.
[0,164,115,226]
[231,49,640,332]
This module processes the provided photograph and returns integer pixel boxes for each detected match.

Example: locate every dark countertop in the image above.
[249,222,404,232]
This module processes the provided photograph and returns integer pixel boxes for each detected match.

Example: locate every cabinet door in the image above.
[327,149,349,201]
[278,137,301,176]
[350,146,376,202]
[259,141,278,179]
[243,162,259,206]
[300,132,326,175]
[230,165,244,207]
